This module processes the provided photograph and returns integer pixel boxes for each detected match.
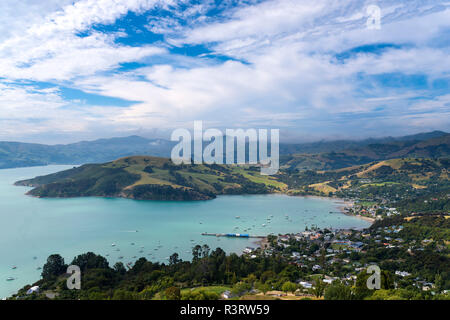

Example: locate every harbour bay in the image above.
[0,165,370,298]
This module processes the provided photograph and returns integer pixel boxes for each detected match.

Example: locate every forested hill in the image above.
[14,155,449,202]
[14,156,286,201]
[278,157,449,198]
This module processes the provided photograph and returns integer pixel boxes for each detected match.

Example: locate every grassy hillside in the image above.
[281,134,450,171]
[15,155,449,203]
[278,157,450,197]
[15,156,286,201]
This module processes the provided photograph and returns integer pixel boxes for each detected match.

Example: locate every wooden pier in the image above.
[201,232,265,239]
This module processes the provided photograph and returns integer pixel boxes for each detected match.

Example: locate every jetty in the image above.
[201,232,265,239]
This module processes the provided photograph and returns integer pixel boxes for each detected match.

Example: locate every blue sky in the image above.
[0,0,449,143]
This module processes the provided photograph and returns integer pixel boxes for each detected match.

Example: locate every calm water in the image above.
[0,165,370,298]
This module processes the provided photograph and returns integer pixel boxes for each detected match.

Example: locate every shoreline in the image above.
[289,193,376,224]
[251,195,375,250]
[336,200,376,224]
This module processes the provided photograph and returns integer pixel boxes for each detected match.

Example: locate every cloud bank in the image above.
[0,0,449,143]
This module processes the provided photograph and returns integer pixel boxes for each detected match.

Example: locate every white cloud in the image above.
[0,0,449,142]
[0,0,171,82]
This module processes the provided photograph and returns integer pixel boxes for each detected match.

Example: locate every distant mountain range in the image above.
[0,131,449,169]
[0,136,175,169]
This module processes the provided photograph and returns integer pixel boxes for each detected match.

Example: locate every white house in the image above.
[26,286,39,295]
[298,281,313,289]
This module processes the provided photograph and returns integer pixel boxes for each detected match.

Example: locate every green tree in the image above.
[192,245,202,261]
[312,277,326,298]
[165,286,181,300]
[232,281,252,296]
[71,252,109,271]
[260,270,276,283]
[354,269,394,300]
[434,273,444,293]
[113,262,126,275]
[324,281,353,300]
[169,253,181,265]
[256,281,271,295]
[281,281,297,294]
[366,289,404,300]
[112,289,135,300]
[41,254,67,279]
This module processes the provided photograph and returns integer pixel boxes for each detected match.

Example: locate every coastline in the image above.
[336,200,376,223]
[290,194,376,224]
[251,195,375,250]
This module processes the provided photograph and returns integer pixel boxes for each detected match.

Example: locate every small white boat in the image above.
[11,266,17,270]
[6,277,14,281]
[111,243,116,247]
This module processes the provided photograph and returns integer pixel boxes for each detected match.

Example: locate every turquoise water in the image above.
[0,165,370,298]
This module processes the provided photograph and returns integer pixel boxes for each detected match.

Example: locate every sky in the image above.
[0,0,449,144]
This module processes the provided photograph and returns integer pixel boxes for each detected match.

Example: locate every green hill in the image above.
[278,157,450,197]
[281,134,450,171]
[15,155,449,202]
[15,156,286,201]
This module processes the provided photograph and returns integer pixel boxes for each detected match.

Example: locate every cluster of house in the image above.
[240,224,439,292]
[243,246,257,259]
[413,280,435,292]
[239,218,448,295]
[395,270,411,277]
[345,202,400,219]
[241,229,370,275]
